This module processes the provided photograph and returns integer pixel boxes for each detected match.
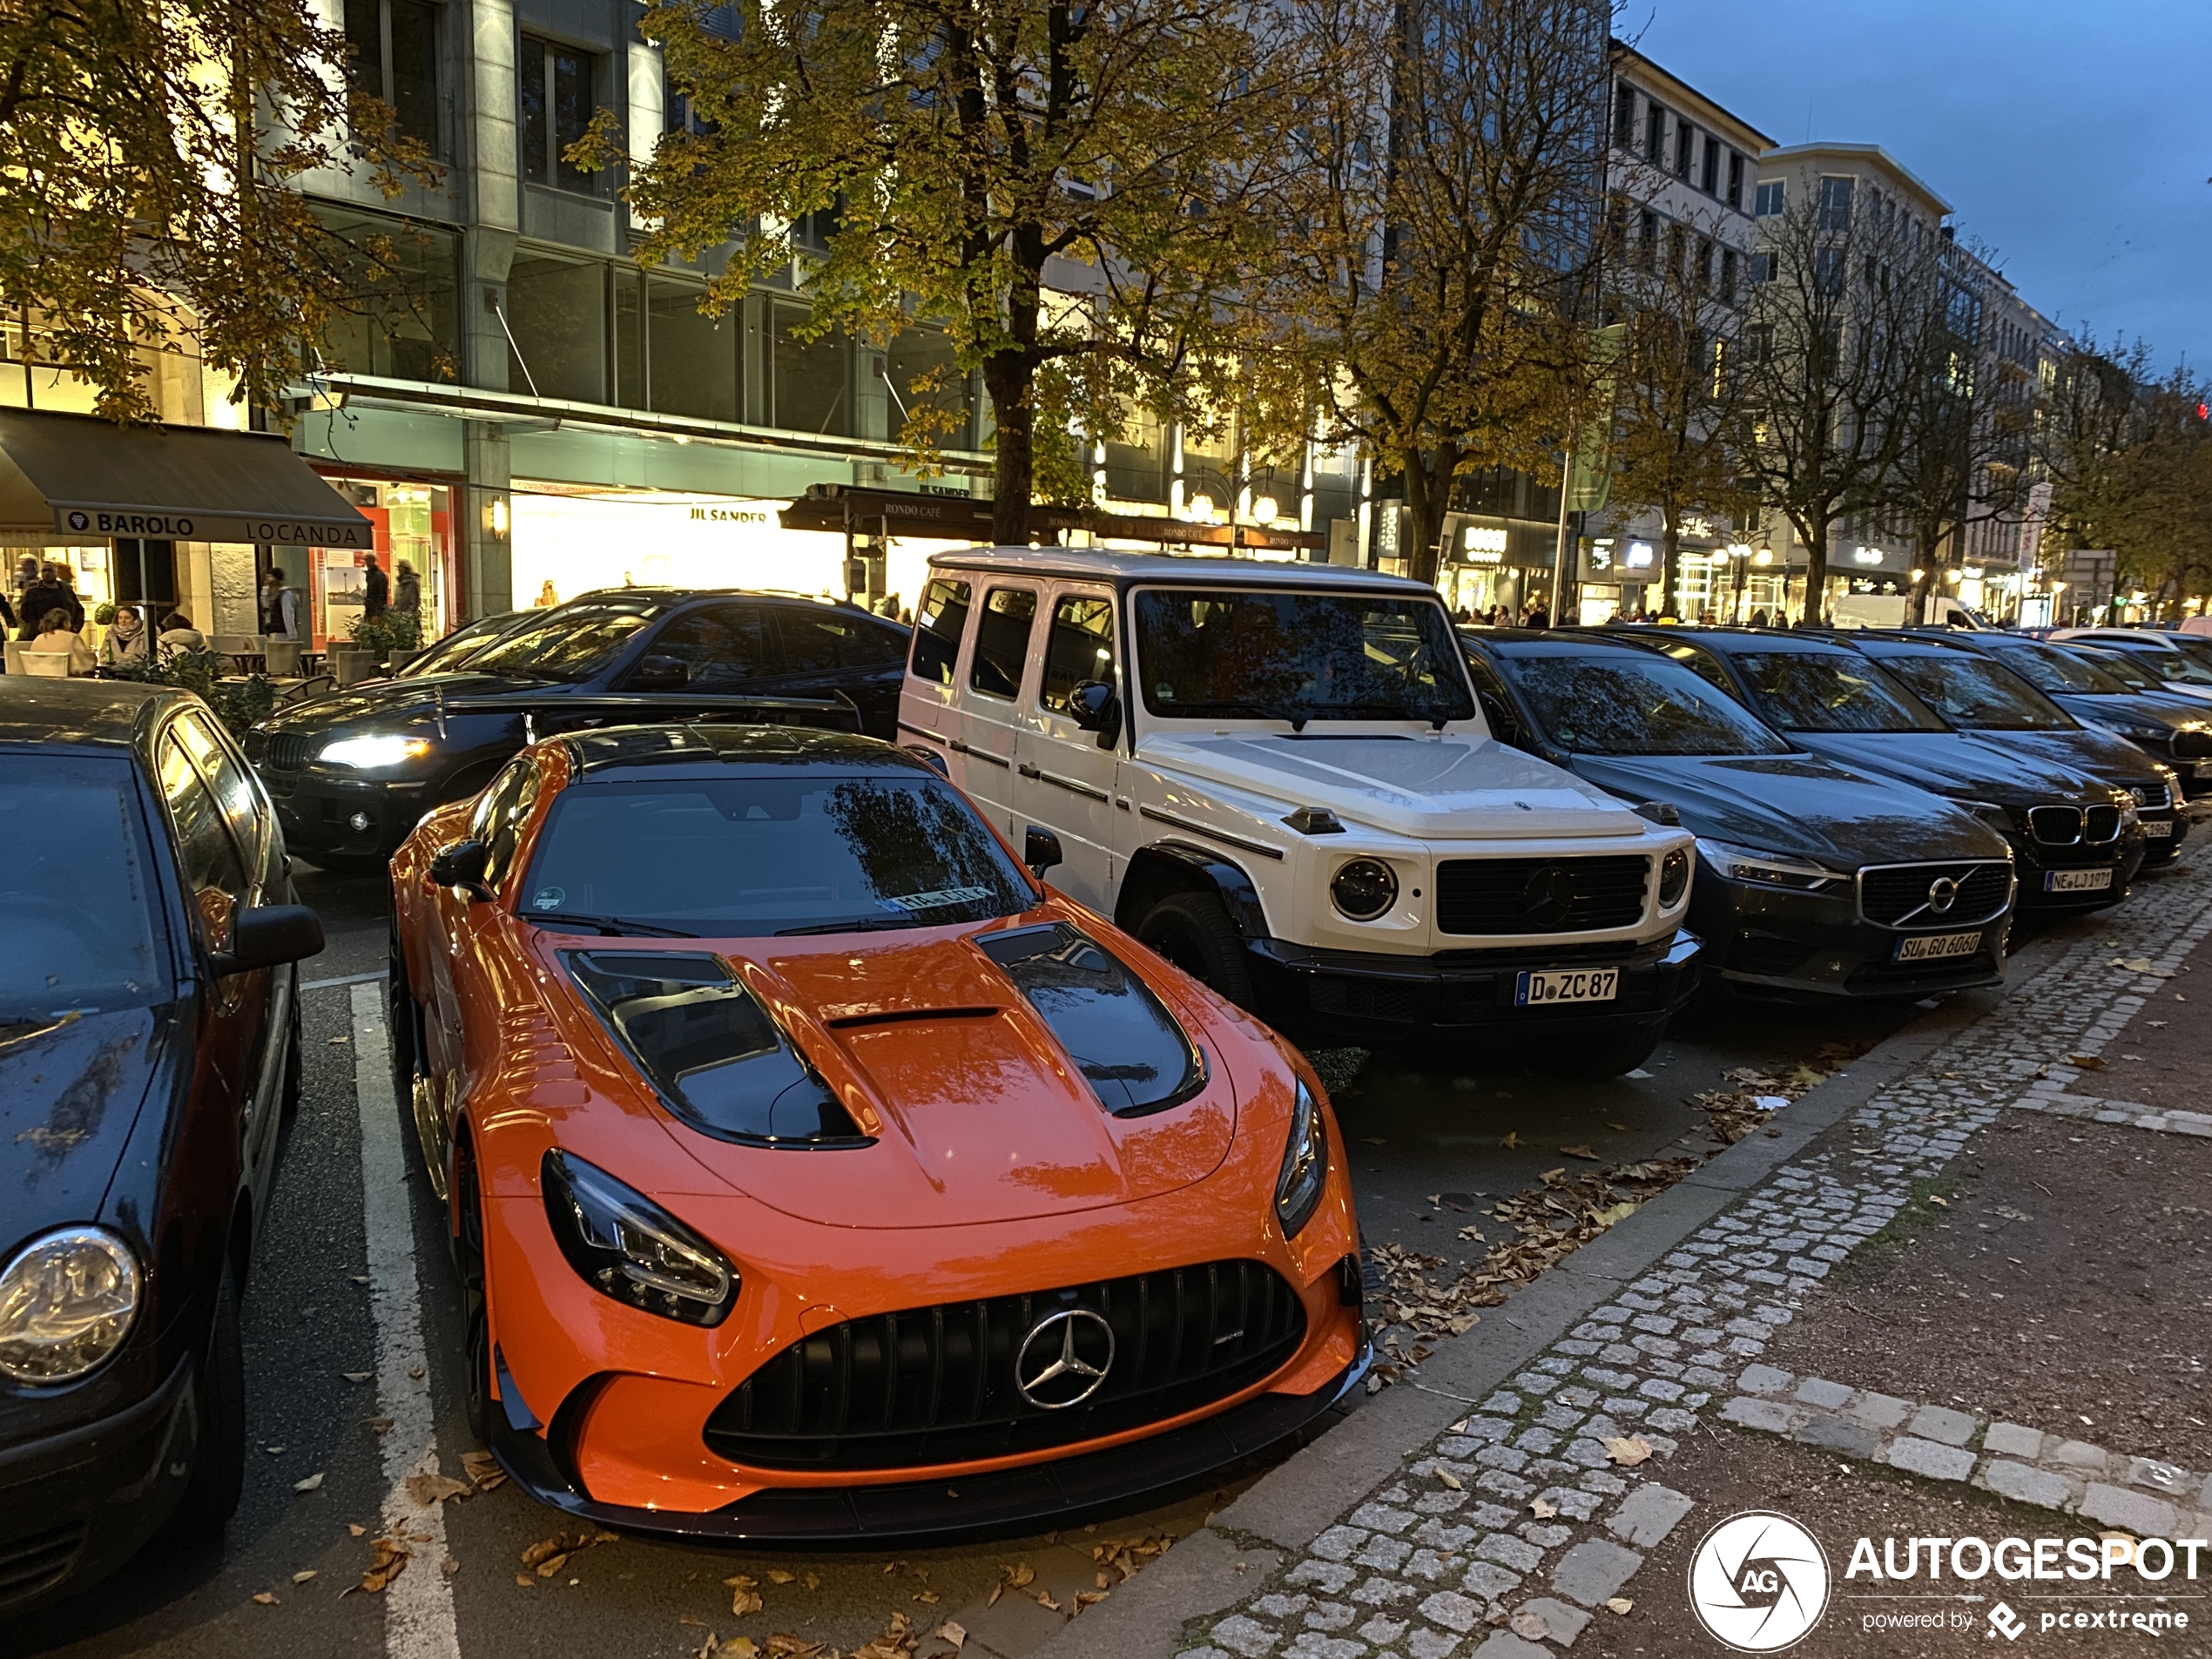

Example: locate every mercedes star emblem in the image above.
[1925,874,1960,914]
[1015,1307,1116,1410]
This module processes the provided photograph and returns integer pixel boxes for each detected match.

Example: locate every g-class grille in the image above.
[704,1261,1306,1471]
[1434,856,1649,935]
[1858,861,2012,929]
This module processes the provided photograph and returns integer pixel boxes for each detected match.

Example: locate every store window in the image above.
[507,254,606,402]
[344,0,442,156]
[313,207,459,382]
[650,277,741,422]
[312,479,454,648]
[771,300,849,435]
[521,36,598,192]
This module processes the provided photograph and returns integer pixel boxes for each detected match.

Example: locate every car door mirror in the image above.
[1024,826,1064,879]
[1067,680,1120,747]
[1477,691,1522,745]
[429,838,494,900]
[628,654,689,691]
[212,904,326,976]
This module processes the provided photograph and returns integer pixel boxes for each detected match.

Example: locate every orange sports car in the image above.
[388,723,1367,1540]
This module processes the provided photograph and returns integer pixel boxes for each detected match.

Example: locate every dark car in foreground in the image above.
[1461,632,2014,999]
[244,590,909,871]
[1844,633,2187,867]
[1610,628,2144,914]
[0,678,323,1615]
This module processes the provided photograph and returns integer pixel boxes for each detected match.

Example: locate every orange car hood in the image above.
[591,925,1241,1230]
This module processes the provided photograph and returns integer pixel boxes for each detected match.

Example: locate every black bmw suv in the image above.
[1,678,323,1614]
[243,590,909,870]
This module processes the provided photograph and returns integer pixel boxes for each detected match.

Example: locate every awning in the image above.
[0,408,374,548]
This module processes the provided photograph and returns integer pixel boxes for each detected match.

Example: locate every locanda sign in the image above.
[57,508,373,548]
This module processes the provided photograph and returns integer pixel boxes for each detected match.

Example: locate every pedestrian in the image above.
[395,559,421,628]
[11,554,35,605]
[534,579,560,608]
[24,606,95,675]
[260,568,296,638]
[361,552,388,620]
[16,563,74,641]
[158,610,206,652]
[874,590,901,620]
[99,603,151,668]
[1750,606,1770,628]
[0,584,14,637]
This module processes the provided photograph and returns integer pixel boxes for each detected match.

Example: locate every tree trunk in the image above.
[1659,516,1683,621]
[1800,519,1830,626]
[1404,448,1452,588]
[1913,522,1942,624]
[983,350,1032,547]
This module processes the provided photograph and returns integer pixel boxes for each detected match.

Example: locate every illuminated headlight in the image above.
[0,1227,141,1384]
[1274,1079,1329,1238]
[541,1150,736,1326]
[1658,847,1690,907]
[1696,838,1844,893]
[1330,858,1399,921]
[317,734,433,770]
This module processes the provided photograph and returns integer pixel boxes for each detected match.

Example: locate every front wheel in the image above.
[1535,1024,1663,1081]
[1135,892,1258,1012]
[455,1132,494,1442]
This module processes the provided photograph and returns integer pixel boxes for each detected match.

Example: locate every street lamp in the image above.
[1251,495,1279,524]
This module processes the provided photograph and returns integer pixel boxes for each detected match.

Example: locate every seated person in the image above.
[24,606,96,675]
[158,610,207,652]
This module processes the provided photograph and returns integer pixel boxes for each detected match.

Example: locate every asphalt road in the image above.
[2,860,1927,1659]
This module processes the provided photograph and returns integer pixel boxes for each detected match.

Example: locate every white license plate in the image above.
[1515,968,1619,1007]
[2195,760,2212,778]
[2045,867,2114,893]
[2145,819,2175,838]
[1893,930,1984,963]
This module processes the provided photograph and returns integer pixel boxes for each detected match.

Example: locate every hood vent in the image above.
[974,924,1205,1117]
[566,952,867,1148]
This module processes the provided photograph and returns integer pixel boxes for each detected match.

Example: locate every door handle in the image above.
[1018,763,1042,779]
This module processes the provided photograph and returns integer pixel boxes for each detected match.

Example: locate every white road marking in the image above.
[353,981,463,1659]
[306,968,389,991]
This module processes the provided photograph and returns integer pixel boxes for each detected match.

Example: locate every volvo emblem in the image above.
[1015,1308,1116,1410]
[1925,874,1960,914]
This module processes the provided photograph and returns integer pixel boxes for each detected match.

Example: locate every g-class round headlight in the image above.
[1658,846,1691,907]
[1330,859,1399,921]
[0,1227,142,1384]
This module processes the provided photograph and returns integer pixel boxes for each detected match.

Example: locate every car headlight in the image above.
[2083,717,2170,745]
[1274,1080,1329,1238]
[541,1150,737,1326]
[1658,846,1691,907]
[1330,858,1399,921]
[1694,838,1843,893]
[317,734,434,770]
[0,1227,142,1384]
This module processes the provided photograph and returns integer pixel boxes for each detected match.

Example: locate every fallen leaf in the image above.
[293,1570,318,1584]
[1606,1596,1634,1615]
[294,1473,325,1493]
[408,1366,426,1379]
[441,1556,460,1579]
[1035,1589,1062,1612]
[1529,1497,1557,1519]
[1606,1122,1629,1131]
[461,1450,507,1491]
[367,1417,394,1434]
[348,1523,367,1538]
[405,1471,471,1507]
[716,1641,759,1659]
[515,1574,534,1588]
[725,1573,763,1615]
[1499,1131,1519,1149]
[803,1572,820,1592]
[1927,1195,1949,1208]
[1436,1468,1463,1491]
[327,1035,349,1045]
[765,1568,797,1585]
[1074,1590,1107,1609]
[361,1534,411,1593]
[253,1591,278,1605]
[522,1530,611,1579]
[765,1638,824,1658]
[1602,1435,1654,1467]
[1559,1144,1600,1160]
[2067,1054,2105,1070]
[936,1622,968,1651]
[342,1371,372,1383]
[913,1589,940,1604]
[850,1610,919,1659]
[1456,1224,1487,1242]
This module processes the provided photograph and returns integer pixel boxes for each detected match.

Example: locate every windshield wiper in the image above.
[516,910,700,938]
[773,914,935,937]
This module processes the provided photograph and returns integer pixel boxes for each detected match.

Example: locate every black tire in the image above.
[388,927,417,1109]
[300,851,385,877]
[1136,891,1258,1011]
[160,1264,246,1540]
[1537,1024,1663,1081]
[455,1133,494,1442]
[279,990,304,1122]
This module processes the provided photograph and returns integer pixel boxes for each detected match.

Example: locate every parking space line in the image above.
[352,981,463,1659]
[307,969,389,991]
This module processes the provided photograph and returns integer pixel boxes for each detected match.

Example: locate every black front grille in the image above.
[1309,976,1420,1023]
[2084,804,2121,843]
[1859,861,2011,928]
[705,1261,1307,1471]
[1730,932,1815,977]
[0,1521,84,1607]
[1434,856,1649,936]
[263,732,314,772]
[2174,730,2212,759]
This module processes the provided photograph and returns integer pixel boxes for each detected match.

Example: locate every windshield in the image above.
[1731,652,1946,733]
[2109,643,2212,685]
[467,604,652,682]
[397,612,520,678]
[0,755,171,1022]
[2071,647,2162,691]
[520,773,1033,935]
[1498,654,1792,756]
[1133,589,1475,725]
[1984,642,2128,695]
[1871,654,2072,731]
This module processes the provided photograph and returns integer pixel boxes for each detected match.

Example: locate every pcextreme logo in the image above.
[1688,1512,1833,1652]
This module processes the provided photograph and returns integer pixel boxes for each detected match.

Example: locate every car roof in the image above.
[1590,625,1858,656]
[1463,629,1664,659]
[921,546,1440,595]
[563,723,936,779]
[566,586,877,614]
[0,675,186,752]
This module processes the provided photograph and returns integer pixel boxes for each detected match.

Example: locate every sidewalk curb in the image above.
[1030,941,2068,1659]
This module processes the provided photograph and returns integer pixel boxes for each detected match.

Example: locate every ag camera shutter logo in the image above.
[1687,1512,1831,1651]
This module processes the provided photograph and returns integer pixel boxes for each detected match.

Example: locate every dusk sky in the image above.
[1631,0,2210,378]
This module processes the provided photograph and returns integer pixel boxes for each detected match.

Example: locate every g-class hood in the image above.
[1791,732,2109,808]
[1565,752,2007,868]
[1143,732,1648,840]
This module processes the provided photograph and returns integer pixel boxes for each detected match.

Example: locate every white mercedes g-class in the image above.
[896,549,1699,1072]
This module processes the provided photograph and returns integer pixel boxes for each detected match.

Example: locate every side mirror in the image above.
[1476,691,1521,745]
[212,904,325,977]
[1024,826,1063,880]
[629,654,689,691]
[1067,680,1121,748]
[428,839,494,901]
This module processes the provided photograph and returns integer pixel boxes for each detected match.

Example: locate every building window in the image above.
[771,300,849,435]
[1644,102,1666,163]
[1719,247,1738,304]
[648,278,740,421]
[1637,209,1658,273]
[1675,119,1695,178]
[311,206,459,381]
[520,35,597,192]
[1748,252,1774,285]
[344,0,441,156]
[1817,175,1854,233]
[1813,246,1844,296]
[1613,83,1636,148]
[1696,238,1714,291]
[1700,137,1720,195]
[505,253,607,401]
[1754,180,1784,218]
[1727,152,1744,211]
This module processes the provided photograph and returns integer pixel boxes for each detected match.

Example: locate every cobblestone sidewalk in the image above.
[1173,867,2212,1659]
